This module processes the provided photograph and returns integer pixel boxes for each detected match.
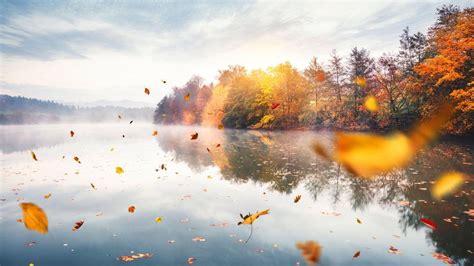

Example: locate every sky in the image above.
[0,0,471,107]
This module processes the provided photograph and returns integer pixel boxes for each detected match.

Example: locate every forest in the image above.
[154,5,473,135]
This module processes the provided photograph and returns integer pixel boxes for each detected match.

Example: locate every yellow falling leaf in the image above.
[19,203,48,234]
[313,104,453,178]
[116,167,124,174]
[354,76,366,87]
[31,151,38,161]
[238,209,270,225]
[44,193,51,199]
[432,172,465,200]
[184,93,190,101]
[356,218,362,224]
[155,217,163,223]
[364,96,378,112]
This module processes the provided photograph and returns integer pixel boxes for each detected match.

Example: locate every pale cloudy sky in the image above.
[0,0,471,106]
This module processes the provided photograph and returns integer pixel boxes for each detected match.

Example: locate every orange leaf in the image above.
[31,151,38,161]
[19,203,48,234]
[353,250,361,258]
[294,195,302,203]
[296,240,322,265]
[144,88,150,95]
[128,206,136,213]
[190,132,198,140]
[72,220,84,231]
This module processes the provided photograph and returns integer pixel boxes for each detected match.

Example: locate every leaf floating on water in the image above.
[20,202,48,234]
[31,151,38,161]
[184,93,190,101]
[364,96,378,112]
[311,142,332,161]
[312,104,453,178]
[72,220,84,231]
[388,246,401,255]
[117,253,152,262]
[192,236,206,242]
[128,206,136,213]
[356,218,362,224]
[420,218,437,230]
[152,130,158,136]
[190,132,198,140]
[44,193,51,199]
[73,156,81,164]
[296,240,322,265]
[155,217,162,223]
[187,257,197,264]
[116,167,124,174]
[271,102,280,110]
[238,209,270,225]
[294,195,302,203]
[144,88,150,95]
[432,172,465,200]
[70,130,75,137]
[353,250,361,259]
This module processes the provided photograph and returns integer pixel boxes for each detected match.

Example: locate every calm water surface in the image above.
[0,123,473,266]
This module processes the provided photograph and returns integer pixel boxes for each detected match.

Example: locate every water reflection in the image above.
[157,126,474,265]
[1,124,472,265]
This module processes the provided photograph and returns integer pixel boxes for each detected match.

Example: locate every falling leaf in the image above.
[420,218,437,230]
[356,218,362,224]
[72,220,84,231]
[353,251,361,259]
[161,80,166,84]
[128,206,136,213]
[238,209,270,225]
[31,151,38,161]
[129,120,133,124]
[354,76,366,87]
[144,88,150,95]
[296,241,322,265]
[432,252,455,265]
[118,115,122,119]
[312,104,453,178]
[184,93,190,101]
[271,103,280,110]
[190,132,198,140]
[364,96,379,112]
[192,236,206,242]
[44,193,51,199]
[217,124,224,130]
[187,257,197,264]
[90,183,96,190]
[117,253,152,262]
[388,246,401,255]
[155,217,162,223]
[432,172,465,200]
[216,144,221,148]
[73,156,81,164]
[311,142,332,161]
[116,167,124,174]
[294,195,302,203]
[152,130,158,136]
[70,130,75,137]
[20,203,48,234]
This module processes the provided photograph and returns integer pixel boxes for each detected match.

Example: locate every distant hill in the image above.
[0,95,154,124]
[61,99,156,108]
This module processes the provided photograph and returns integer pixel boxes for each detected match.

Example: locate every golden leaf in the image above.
[31,151,38,161]
[184,93,190,101]
[354,76,366,87]
[155,217,163,223]
[431,172,465,200]
[19,203,48,234]
[43,193,51,199]
[296,240,322,265]
[152,130,158,136]
[238,209,270,225]
[217,124,224,130]
[364,96,378,112]
[116,166,124,174]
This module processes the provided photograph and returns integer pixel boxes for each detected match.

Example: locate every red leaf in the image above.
[420,218,437,230]
[271,103,280,110]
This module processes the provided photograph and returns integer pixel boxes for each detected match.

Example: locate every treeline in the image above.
[154,5,473,135]
[0,95,154,124]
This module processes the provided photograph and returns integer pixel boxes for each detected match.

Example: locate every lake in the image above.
[0,123,473,265]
